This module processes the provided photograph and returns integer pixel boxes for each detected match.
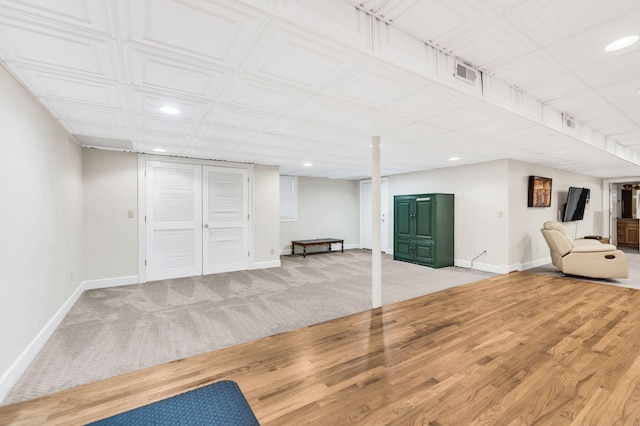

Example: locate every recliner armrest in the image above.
[571,244,617,253]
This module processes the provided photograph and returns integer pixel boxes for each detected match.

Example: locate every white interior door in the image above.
[203,166,249,274]
[360,179,388,252]
[145,161,202,281]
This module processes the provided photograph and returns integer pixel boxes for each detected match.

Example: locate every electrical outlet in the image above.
[128,210,135,218]
[270,248,275,255]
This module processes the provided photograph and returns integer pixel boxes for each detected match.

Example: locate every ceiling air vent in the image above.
[562,114,577,130]
[454,60,479,86]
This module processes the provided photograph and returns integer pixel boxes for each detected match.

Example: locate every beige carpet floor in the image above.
[4,250,496,405]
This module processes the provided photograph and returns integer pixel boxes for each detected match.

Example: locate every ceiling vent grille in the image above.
[454,60,479,86]
[562,114,577,130]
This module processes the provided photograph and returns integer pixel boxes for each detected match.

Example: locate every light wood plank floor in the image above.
[3,271,640,425]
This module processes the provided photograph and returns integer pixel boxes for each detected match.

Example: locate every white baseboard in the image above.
[0,283,84,403]
[454,259,510,274]
[0,275,138,404]
[83,275,139,290]
[454,256,551,275]
[517,256,552,272]
[251,260,281,269]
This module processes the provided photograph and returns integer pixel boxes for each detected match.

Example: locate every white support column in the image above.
[371,136,382,309]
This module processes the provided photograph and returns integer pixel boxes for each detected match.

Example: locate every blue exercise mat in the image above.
[87,380,259,425]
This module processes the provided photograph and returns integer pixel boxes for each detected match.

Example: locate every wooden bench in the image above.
[291,238,344,258]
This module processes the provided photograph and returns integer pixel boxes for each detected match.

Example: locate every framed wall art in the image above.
[528,176,552,207]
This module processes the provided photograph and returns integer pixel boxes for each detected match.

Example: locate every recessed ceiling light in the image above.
[159,106,181,115]
[303,162,312,167]
[449,156,460,161]
[152,148,167,153]
[605,35,639,52]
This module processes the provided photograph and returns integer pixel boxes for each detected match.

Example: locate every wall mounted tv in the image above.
[562,187,590,222]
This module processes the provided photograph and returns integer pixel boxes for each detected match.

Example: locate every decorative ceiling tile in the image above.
[325,60,429,107]
[544,10,640,71]
[521,73,591,102]
[207,105,277,131]
[547,90,609,113]
[491,50,565,90]
[241,24,364,90]
[0,18,118,79]
[126,0,266,66]
[135,115,193,135]
[48,102,126,126]
[343,111,414,135]
[197,124,254,142]
[127,47,232,98]
[262,117,327,139]
[188,139,240,155]
[597,77,640,103]
[445,17,540,68]
[309,127,369,145]
[222,76,309,114]
[277,0,370,48]
[385,84,475,122]
[575,51,640,89]
[131,88,209,121]
[377,0,496,45]
[384,121,451,142]
[291,139,352,154]
[62,121,131,140]
[13,67,125,107]
[505,0,639,46]
[292,96,369,125]
[470,114,538,137]
[423,103,504,131]
[0,0,114,34]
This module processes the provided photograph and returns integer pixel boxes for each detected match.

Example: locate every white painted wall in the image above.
[280,177,360,253]
[508,160,604,270]
[83,149,138,280]
[253,164,281,265]
[0,66,84,383]
[387,160,509,272]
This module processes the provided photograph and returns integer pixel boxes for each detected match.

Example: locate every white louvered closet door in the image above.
[203,166,249,274]
[146,161,202,281]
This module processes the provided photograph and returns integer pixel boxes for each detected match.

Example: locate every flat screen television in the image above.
[562,187,589,222]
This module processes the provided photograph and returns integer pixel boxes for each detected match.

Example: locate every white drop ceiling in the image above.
[0,0,639,179]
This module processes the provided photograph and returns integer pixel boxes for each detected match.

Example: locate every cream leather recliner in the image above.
[540,221,628,279]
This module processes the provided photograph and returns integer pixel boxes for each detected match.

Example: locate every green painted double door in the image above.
[393,193,454,268]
